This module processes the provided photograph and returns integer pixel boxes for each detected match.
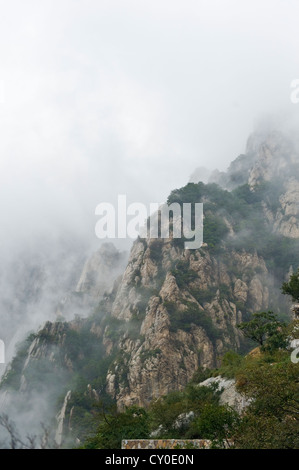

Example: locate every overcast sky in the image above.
[1,0,299,252]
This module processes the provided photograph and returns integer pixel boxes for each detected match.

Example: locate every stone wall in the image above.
[121,439,211,449]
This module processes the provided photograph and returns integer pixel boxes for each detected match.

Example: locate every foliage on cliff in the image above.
[79,318,299,449]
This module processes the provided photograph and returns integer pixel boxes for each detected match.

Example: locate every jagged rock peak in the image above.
[76,242,128,298]
[192,129,299,191]
[246,130,297,188]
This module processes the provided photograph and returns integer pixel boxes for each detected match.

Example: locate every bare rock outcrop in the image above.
[198,376,250,413]
[105,238,270,408]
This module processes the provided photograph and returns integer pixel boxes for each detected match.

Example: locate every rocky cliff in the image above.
[1,128,299,445]
[102,130,299,408]
[104,239,269,408]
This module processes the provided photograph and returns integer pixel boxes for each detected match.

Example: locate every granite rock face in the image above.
[55,243,128,321]
[103,129,299,409]
[105,239,269,408]
[246,131,299,238]
[198,376,250,413]
[76,243,127,298]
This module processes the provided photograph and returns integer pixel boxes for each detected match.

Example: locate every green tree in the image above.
[81,406,150,449]
[148,384,219,438]
[281,268,299,302]
[234,360,299,448]
[188,404,239,448]
[238,311,285,349]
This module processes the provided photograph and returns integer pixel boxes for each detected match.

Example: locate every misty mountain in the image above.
[0,128,298,447]
[0,237,87,377]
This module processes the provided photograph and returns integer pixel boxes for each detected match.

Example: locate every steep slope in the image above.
[54,243,127,321]
[103,130,299,408]
[105,239,269,408]
[0,243,126,446]
[1,128,299,445]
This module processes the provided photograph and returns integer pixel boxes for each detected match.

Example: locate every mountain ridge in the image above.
[1,128,299,446]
